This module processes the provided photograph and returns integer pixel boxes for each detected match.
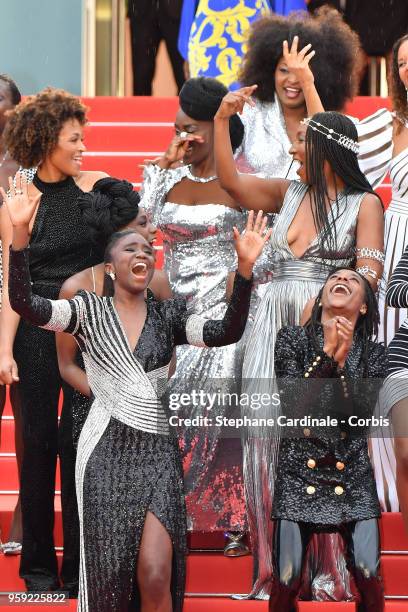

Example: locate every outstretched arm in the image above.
[56,277,91,397]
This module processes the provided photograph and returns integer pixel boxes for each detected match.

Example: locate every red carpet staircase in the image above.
[1,96,406,610]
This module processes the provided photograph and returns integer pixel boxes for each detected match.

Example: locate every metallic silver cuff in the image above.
[41,299,73,332]
[356,247,385,263]
[185,314,208,347]
[356,266,379,282]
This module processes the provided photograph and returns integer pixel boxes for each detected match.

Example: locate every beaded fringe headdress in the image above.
[301,118,359,155]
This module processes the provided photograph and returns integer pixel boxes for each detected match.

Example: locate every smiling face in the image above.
[321,269,367,317]
[397,39,408,90]
[289,123,307,182]
[122,207,157,246]
[46,118,86,176]
[0,80,15,133]
[275,56,306,110]
[175,109,213,165]
[105,232,155,294]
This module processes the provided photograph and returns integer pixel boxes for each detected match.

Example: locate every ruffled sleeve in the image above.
[352,108,393,188]
[139,164,188,225]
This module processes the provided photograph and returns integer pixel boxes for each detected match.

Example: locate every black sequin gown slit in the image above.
[9,244,253,611]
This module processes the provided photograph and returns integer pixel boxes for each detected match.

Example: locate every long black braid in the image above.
[305,112,383,261]
[304,266,380,376]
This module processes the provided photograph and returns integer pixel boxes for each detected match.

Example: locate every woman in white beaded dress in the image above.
[214,88,384,600]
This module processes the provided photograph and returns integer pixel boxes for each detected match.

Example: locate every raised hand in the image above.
[214,85,257,120]
[233,210,272,279]
[144,132,204,170]
[333,316,354,368]
[322,317,339,359]
[0,171,41,228]
[283,35,316,87]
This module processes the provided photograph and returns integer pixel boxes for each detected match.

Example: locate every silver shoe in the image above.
[223,532,249,557]
[2,541,22,555]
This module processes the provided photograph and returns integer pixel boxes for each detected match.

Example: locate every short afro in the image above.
[240,7,360,111]
[3,87,88,168]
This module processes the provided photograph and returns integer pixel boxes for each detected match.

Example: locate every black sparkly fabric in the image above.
[9,248,253,611]
[273,325,386,525]
[12,175,101,589]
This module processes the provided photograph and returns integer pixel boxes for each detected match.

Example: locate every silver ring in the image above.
[15,189,23,195]
[179,131,188,139]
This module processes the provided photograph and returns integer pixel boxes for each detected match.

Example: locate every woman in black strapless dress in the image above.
[0,87,107,594]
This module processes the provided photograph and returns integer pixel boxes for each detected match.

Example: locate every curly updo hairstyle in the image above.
[240,7,360,111]
[3,87,88,168]
[77,177,140,251]
[390,34,408,128]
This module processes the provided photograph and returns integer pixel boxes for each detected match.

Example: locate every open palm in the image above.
[0,172,41,227]
[233,210,272,264]
[0,171,41,227]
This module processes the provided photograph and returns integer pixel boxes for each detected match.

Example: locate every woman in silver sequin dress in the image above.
[4,177,270,611]
[215,93,384,600]
[141,77,260,541]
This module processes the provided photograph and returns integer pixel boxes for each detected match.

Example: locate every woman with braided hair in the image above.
[214,93,384,599]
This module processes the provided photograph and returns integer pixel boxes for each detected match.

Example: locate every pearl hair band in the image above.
[301,118,359,155]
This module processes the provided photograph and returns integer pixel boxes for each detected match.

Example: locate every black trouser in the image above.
[269,518,384,612]
[128,3,185,95]
[14,315,78,591]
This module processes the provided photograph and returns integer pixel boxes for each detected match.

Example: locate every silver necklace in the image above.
[0,150,8,169]
[185,165,218,183]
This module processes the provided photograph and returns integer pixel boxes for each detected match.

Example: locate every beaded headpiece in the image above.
[301,118,359,155]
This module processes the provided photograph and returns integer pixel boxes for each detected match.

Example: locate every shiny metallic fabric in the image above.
[141,166,251,530]
[241,181,365,600]
[235,99,300,178]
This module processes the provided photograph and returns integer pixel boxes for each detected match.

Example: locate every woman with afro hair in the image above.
[236,7,361,179]
[0,87,107,594]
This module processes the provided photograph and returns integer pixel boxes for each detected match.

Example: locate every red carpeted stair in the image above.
[0,96,403,610]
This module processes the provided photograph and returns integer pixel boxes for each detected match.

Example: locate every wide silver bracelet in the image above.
[356,265,379,282]
[356,247,385,263]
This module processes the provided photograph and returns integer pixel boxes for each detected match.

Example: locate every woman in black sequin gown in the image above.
[3,178,271,611]
[0,88,107,593]
[270,268,386,611]
[53,179,172,591]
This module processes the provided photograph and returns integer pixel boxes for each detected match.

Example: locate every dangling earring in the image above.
[318,301,322,307]
[360,306,367,315]
[107,270,116,281]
